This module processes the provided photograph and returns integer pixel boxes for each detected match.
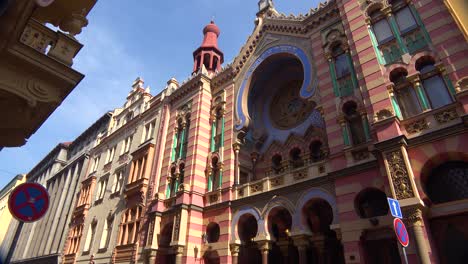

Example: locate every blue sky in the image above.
[0,0,320,189]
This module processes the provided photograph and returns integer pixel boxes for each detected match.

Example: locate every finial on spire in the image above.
[257,0,278,17]
[192,21,224,74]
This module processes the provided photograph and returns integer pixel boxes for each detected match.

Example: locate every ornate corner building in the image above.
[6,0,468,263]
[0,0,97,148]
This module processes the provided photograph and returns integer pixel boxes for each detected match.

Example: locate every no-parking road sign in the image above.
[393,218,409,248]
[8,183,49,222]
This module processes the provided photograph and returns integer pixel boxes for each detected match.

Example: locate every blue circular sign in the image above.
[8,183,49,222]
[394,218,409,247]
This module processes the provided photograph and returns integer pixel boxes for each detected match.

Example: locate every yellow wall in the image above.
[0,175,25,243]
[444,0,468,41]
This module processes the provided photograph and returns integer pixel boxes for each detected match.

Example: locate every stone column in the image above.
[258,241,271,264]
[277,240,290,264]
[230,243,240,264]
[174,245,184,264]
[311,234,326,264]
[408,75,430,111]
[232,142,241,186]
[293,235,310,264]
[387,84,403,119]
[404,207,431,264]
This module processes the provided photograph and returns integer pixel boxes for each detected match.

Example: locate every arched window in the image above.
[355,188,389,218]
[417,59,453,109]
[369,9,394,45]
[203,53,211,70]
[206,222,220,243]
[178,163,185,190]
[214,108,223,151]
[289,148,303,168]
[426,161,468,204]
[271,154,283,174]
[332,44,354,97]
[343,102,366,145]
[309,141,324,162]
[211,157,220,191]
[391,69,422,118]
[213,56,219,71]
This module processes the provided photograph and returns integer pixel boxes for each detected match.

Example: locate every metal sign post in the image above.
[388,197,409,263]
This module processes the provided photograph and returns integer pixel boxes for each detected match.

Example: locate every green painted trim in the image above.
[220,116,225,150]
[415,84,430,110]
[388,16,409,54]
[174,177,179,195]
[342,125,350,146]
[391,95,403,119]
[362,117,371,141]
[179,127,186,159]
[444,75,456,96]
[210,122,216,152]
[170,133,178,162]
[410,5,432,45]
[218,169,223,189]
[208,172,213,192]
[166,181,171,198]
[346,53,359,90]
[368,28,386,65]
[329,60,339,97]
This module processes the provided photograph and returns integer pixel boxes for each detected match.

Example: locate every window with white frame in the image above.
[141,120,156,143]
[91,155,101,173]
[105,146,116,164]
[111,171,123,194]
[83,221,97,252]
[95,178,108,201]
[99,217,114,249]
[120,136,133,155]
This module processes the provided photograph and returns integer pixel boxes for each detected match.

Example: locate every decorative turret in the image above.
[192,21,224,74]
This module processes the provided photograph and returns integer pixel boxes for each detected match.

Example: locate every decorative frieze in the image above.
[270,175,284,187]
[404,118,429,134]
[385,150,415,199]
[293,168,308,181]
[251,182,263,193]
[434,108,458,124]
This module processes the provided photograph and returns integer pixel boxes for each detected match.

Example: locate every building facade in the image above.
[5,0,468,263]
[0,0,97,148]
[61,79,168,264]
[8,113,111,264]
[0,174,25,263]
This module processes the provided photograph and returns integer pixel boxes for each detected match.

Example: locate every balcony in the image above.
[125,177,149,201]
[236,160,327,199]
[0,0,96,147]
[62,253,76,264]
[400,103,462,137]
[114,244,137,263]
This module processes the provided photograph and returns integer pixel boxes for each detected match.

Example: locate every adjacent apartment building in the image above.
[8,113,111,264]
[5,0,468,263]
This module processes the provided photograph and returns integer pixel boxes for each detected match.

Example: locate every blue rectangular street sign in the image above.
[388,197,403,219]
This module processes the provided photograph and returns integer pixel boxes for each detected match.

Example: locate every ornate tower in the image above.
[192,21,224,74]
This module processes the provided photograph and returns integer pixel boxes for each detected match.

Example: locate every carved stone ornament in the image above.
[293,169,308,181]
[270,175,284,187]
[251,182,263,193]
[403,207,424,227]
[230,243,240,254]
[374,108,394,122]
[352,149,370,161]
[385,150,414,199]
[404,118,429,134]
[434,108,458,124]
[173,212,181,241]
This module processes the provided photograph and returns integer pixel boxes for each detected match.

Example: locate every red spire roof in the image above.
[200,21,220,49]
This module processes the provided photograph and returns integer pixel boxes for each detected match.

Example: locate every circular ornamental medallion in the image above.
[270,80,314,130]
